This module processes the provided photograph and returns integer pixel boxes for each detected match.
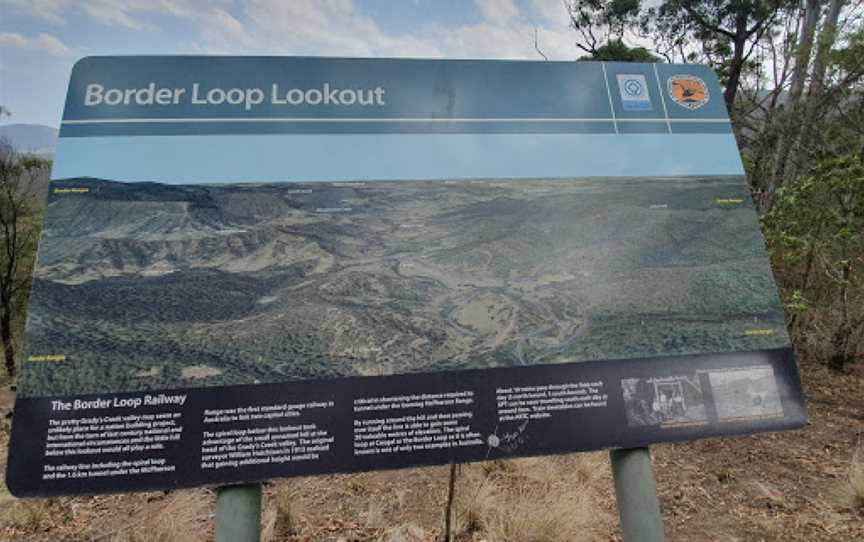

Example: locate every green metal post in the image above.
[610,447,665,542]
[214,484,262,542]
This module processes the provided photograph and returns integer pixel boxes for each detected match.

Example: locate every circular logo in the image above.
[623,78,643,97]
[667,75,709,110]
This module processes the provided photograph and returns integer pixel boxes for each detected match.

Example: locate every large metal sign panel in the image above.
[7,57,806,496]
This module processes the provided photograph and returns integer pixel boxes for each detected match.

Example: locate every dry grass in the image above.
[0,452,612,541]
[0,488,214,542]
[452,454,613,542]
[843,441,864,511]
[262,482,303,541]
[0,486,57,531]
[96,490,213,542]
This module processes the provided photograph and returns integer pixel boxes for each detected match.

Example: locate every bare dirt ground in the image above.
[1,355,861,541]
[653,357,864,542]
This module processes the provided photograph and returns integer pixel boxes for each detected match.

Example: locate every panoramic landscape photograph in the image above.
[19,175,790,396]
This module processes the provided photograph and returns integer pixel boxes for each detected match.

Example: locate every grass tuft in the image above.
[273,483,300,534]
[452,454,613,541]
[845,442,864,510]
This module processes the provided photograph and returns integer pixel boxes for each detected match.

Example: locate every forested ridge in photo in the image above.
[2,0,863,538]
[19,175,789,396]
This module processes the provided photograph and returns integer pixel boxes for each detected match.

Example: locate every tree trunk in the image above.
[1,299,16,379]
[721,4,759,109]
[797,0,845,158]
[808,0,845,98]
[829,320,852,371]
[770,0,821,194]
[790,0,821,101]
[828,248,852,371]
[723,30,749,108]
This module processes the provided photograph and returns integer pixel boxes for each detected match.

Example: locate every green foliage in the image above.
[0,141,49,381]
[765,156,864,268]
[579,39,662,61]
[569,0,641,36]
[566,0,643,57]
[832,29,864,74]
[763,155,864,368]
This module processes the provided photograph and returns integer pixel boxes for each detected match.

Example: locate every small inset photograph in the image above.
[622,376,707,427]
[708,366,783,421]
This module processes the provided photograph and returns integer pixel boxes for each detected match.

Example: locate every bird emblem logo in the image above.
[667,75,709,110]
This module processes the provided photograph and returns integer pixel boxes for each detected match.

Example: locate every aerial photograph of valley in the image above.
[19,176,791,396]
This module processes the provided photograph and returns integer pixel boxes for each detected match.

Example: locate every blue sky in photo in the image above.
[51,133,744,182]
[1,1,587,127]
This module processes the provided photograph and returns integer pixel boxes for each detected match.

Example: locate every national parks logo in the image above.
[667,75,709,110]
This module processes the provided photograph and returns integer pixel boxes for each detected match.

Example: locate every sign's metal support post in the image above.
[214,483,262,542]
[610,447,665,542]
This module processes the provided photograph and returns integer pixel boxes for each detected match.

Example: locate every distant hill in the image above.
[0,123,58,157]
[19,176,791,397]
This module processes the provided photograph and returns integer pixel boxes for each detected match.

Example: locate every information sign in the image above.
[7,57,806,496]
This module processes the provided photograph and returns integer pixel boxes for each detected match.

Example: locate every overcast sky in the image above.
[0,0,585,127]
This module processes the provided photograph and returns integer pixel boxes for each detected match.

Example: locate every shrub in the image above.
[763,155,864,369]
